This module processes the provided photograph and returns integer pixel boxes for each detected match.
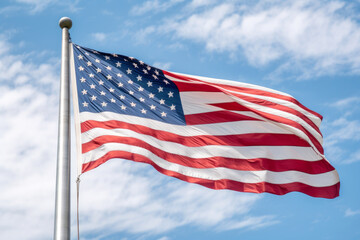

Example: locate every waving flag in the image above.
[70,43,339,199]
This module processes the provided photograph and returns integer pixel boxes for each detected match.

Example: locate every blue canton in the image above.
[73,44,186,125]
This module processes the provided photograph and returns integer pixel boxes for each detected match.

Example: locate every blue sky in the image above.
[0,0,359,239]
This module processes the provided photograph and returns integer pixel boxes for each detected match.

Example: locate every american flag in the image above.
[71,43,340,199]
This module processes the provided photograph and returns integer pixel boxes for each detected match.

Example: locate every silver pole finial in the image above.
[59,17,72,29]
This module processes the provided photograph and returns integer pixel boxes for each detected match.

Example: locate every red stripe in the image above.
[209,102,324,154]
[164,70,323,120]
[81,151,339,199]
[80,120,310,148]
[82,136,334,174]
[185,110,261,125]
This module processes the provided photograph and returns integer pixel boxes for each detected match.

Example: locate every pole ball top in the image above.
[59,17,72,29]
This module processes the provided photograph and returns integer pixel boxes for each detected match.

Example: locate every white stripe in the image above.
[79,111,292,136]
[180,92,233,115]
[82,143,339,187]
[81,134,323,162]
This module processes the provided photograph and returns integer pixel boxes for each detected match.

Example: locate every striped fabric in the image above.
[71,44,339,199]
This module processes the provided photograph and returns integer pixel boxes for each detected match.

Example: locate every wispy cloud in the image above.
[345,208,360,217]
[131,0,185,16]
[92,32,108,42]
[218,215,280,231]
[331,96,360,108]
[137,0,360,81]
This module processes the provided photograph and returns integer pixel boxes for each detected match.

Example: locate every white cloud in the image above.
[219,215,280,231]
[331,96,360,108]
[140,0,360,80]
[323,97,360,164]
[153,62,172,70]
[345,208,360,217]
[92,32,107,42]
[0,38,59,239]
[131,0,184,16]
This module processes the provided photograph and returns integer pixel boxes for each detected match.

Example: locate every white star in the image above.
[147,66,151,71]
[124,58,128,62]
[130,102,136,107]
[147,81,153,87]
[101,102,107,107]
[126,68,132,74]
[78,66,84,71]
[168,91,174,98]
[133,63,138,68]
[129,57,135,60]
[89,73,94,78]
[121,105,126,110]
[105,56,110,60]
[120,95,125,100]
[139,97,145,102]
[137,75,142,81]
[129,90,134,95]
[138,86,144,92]
[87,61,92,66]
[80,77,86,83]
[91,95,97,101]
[152,74,158,80]
[163,79,170,85]
[161,112,167,117]
[139,61,144,65]
[95,59,100,63]
[81,89,87,95]
[90,84,96,89]
[106,66,112,71]
[128,80,133,84]
[155,70,159,75]
[98,80,104,85]
[84,52,89,56]
[107,74,112,80]
[110,98,116,103]
[141,109,147,114]
[170,104,176,110]
[159,99,165,104]
[96,68,101,73]
[117,73,123,78]
[142,69,148,74]
[82,101,88,107]
[78,54,83,60]
[158,87,163,92]
[116,62,121,67]
[100,91,106,96]
[109,88,115,93]
[148,93,155,99]
[112,53,118,57]
[92,50,98,54]
[118,82,124,87]
[150,105,156,110]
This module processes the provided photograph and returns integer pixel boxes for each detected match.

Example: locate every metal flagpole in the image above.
[54,17,72,240]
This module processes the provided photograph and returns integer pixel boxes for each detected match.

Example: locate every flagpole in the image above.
[54,17,72,240]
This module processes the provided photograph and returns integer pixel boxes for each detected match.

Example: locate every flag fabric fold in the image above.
[70,43,340,199]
